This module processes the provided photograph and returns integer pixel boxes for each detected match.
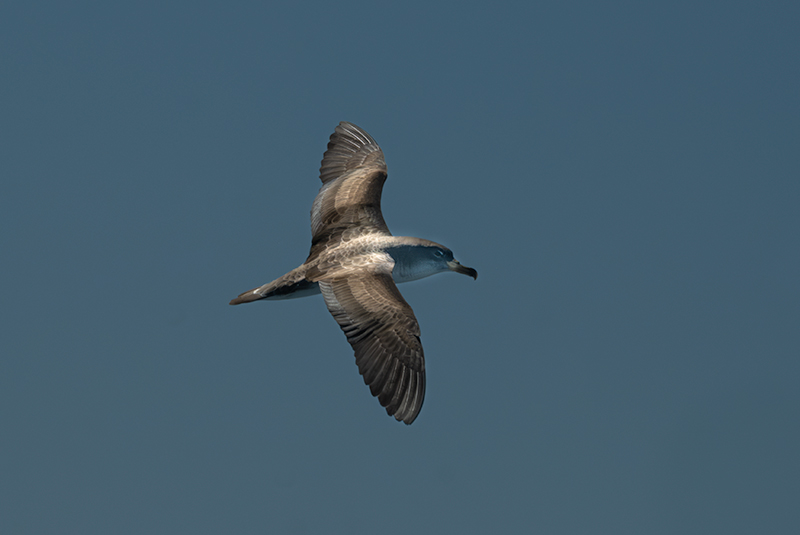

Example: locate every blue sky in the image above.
[2,1,799,533]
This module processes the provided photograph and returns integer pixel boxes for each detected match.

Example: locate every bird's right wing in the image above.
[317,267,426,424]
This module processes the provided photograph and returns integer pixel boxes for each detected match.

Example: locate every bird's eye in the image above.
[434,249,444,257]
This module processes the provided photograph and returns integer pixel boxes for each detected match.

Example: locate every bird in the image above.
[229,122,477,424]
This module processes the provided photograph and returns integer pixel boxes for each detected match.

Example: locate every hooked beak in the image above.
[447,260,478,280]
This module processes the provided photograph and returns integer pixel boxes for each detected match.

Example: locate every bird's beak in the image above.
[447,260,478,280]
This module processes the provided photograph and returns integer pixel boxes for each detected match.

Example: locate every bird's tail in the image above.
[229,265,320,305]
[229,288,267,305]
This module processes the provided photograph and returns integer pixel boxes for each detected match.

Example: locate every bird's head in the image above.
[387,239,477,282]
[427,244,478,280]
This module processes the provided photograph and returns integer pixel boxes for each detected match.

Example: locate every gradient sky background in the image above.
[2,2,799,534]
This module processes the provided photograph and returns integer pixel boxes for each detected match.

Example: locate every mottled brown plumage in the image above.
[230,122,476,424]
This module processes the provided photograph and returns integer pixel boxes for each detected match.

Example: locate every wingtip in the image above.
[397,413,418,425]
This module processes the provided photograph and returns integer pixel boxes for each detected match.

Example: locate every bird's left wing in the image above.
[308,122,391,260]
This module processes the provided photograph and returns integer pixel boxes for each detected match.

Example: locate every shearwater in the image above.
[230,122,477,424]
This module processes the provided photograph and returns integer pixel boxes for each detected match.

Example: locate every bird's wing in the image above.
[309,122,391,258]
[316,264,426,424]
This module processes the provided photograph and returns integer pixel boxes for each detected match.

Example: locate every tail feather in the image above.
[229,288,265,305]
[229,265,320,305]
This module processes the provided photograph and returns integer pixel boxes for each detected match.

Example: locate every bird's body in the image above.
[230,122,476,424]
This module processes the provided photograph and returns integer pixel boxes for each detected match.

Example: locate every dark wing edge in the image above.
[318,272,425,424]
[319,122,387,184]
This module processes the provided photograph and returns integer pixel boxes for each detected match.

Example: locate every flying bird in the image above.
[230,122,477,424]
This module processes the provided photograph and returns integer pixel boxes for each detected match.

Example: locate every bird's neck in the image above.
[384,240,442,284]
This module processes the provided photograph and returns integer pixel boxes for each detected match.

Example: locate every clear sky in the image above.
[2,1,798,534]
